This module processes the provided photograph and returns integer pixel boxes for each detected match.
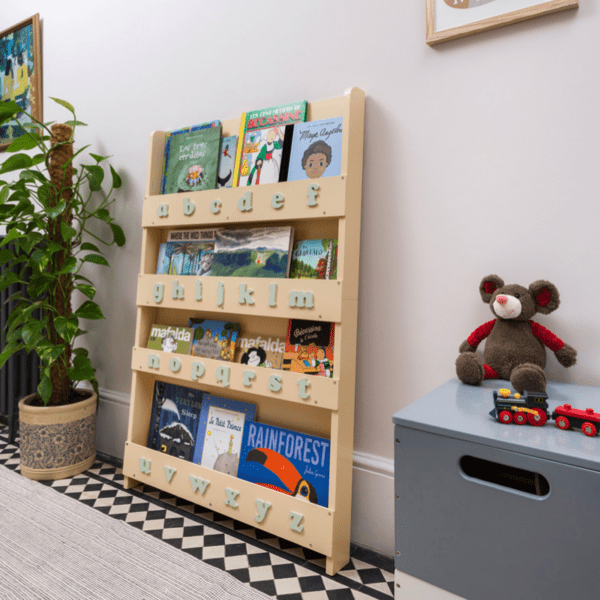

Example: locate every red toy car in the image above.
[551,404,600,437]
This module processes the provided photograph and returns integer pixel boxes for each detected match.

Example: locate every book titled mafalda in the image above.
[147,324,194,355]
[289,239,338,280]
[211,225,294,278]
[238,421,331,508]
[282,319,335,378]
[146,381,203,462]
[234,325,285,370]
[156,228,218,276]
[188,318,240,362]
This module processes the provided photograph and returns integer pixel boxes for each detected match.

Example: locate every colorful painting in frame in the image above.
[0,14,42,150]
[426,0,578,45]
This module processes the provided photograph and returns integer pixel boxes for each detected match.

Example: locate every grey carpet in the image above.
[0,465,271,600]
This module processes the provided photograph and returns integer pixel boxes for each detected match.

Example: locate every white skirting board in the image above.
[395,571,467,600]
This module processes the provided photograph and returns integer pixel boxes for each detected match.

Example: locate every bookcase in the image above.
[122,88,365,575]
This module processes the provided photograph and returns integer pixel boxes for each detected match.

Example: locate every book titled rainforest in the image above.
[156,228,218,275]
[282,319,335,378]
[188,318,240,362]
[146,381,204,462]
[146,324,194,355]
[289,239,338,280]
[238,421,331,508]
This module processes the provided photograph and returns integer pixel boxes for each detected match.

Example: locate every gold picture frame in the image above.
[426,0,578,46]
[0,13,43,151]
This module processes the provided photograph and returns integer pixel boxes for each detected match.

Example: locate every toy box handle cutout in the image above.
[459,455,550,498]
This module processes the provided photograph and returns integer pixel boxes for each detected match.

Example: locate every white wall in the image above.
[3,1,598,557]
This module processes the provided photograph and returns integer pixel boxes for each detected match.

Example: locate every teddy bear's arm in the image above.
[529,321,577,368]
[459,319,497,352]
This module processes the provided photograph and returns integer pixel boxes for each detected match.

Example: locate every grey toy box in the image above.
[393,378,600,600]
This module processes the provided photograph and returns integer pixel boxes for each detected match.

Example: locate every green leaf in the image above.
[46,199,67,219]
[0,101,21,123]
[90,153,109,163]
[0,342,24,371]
[64,120,87,127]
[6,132,41,152]
[110,165,122,189]
[74,300,104,320]
[80,242,100,252]
[50,97,75,114]
[30,248,50,271]
[0,271,21,292]
[75,283,96,300]
[0,153,33,174]
[83,164,104,191]
[0,228,23,246]
[31,154,45,166]
[22,320,45,346]
[110,223,126,247]
[0,185,8,205]
[56,256,78,274]
[37,376,52,405]
[54,315,79,342]
[67,365,96,381]
[60,221,77,241]
[82,254,109,267]
[0,249,15,264]
[96,208,110,222]
[37,342,65,365]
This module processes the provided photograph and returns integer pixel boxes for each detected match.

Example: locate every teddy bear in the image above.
[455,275,577,393]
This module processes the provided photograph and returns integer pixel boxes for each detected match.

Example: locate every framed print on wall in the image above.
[0,13,42,150]
[426,0,578,46]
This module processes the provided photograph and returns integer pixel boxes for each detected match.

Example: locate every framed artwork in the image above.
[0,13,42,150]
[426,0,578,45]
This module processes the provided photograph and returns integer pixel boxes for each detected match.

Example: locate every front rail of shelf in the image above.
[123,442,335,557]
[131,347,340,410]
[142,176,347,228]
[137,275,344,322]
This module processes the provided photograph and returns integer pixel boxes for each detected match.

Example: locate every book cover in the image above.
[188,318,240,362]
[238,421,331,508]
[211,225,294,278]
[146,381,204,462]
[289,239,338,280]
[192,394,256,475]
[234,327,285,370]
[217,135,238,188]
[161,121,222,195]
[286,117,343,181]
[282,319,335,378]
[146,324,195,355]
[234,101,307,187]
[157,228,219,275]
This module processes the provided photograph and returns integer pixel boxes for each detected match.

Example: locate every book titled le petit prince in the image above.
[161,120,222,195]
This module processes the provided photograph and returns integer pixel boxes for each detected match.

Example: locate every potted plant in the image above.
[0,98,126,480]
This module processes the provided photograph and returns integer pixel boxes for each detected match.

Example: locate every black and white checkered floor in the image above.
[0,426,394,600]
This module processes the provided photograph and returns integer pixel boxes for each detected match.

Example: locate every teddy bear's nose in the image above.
[496,295,508,305]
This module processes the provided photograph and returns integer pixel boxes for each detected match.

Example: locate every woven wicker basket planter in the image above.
[18,391,97,481]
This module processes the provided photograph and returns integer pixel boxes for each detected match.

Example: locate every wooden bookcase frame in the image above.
[122,88,365,575]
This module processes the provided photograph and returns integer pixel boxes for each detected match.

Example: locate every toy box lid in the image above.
[393,378,600,472]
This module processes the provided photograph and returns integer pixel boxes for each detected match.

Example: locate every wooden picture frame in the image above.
[0,13,42,151]
[426,0,578,46]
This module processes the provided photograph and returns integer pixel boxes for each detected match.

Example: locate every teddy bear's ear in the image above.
[529,280,560,314]
[479,275,504,303]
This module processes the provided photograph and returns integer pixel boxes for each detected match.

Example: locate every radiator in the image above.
[0,239,41,444]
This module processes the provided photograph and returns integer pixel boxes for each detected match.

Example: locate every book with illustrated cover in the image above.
[146,381,204,462]
[188,318,240,362]
[192,394,256,476]
[146,324,194,355]
[234,326,285,370]
[234,101,307,187]
[289,239,338,280]
[217,135,238,188]
[211,225,294,278]
[238,421,331,508]
[156,228,218,276]
[285,117,343,182]
[161,121,222,195]
[282,319,335,378]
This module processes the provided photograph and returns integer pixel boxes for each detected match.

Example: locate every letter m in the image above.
[288,291,314,308]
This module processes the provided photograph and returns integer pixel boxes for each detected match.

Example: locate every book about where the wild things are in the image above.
[211,225,295,278]
[192,394,256,477]
[188,318,240,362]
[289,239,338,280]
[146,381,204,462]
[217,135,238,188]
[286,116,343,182]
[234,325,286,370]
[237,421,331,508]
[161,121,222,195]
[233,100,307,187]
[146,324,195,355]
[156,229,218,276]
[282,319,335,378]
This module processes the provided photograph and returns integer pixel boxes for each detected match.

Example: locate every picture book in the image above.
[217,135,238,188]
[238,421,331,508]
[146,324,194,355]
[156,229,218,275]
[285,117,343,182]
[289,239,338,280]
[188,318,240,362]
[192,394,256,475]
[234,326,285,370]
[146,381,204,462]
[160,121,222,195]
[211,225,294,278]
[234,101,307,187]
[282,319,335,378]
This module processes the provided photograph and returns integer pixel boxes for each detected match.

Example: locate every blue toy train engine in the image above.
[490,388,549,427]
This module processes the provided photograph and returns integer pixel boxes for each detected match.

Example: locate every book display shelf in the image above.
[122,88,365,575]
